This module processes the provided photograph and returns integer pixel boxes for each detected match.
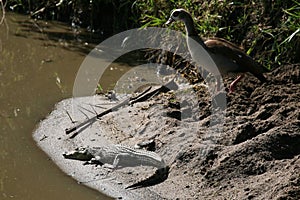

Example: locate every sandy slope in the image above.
[34,64,299,199]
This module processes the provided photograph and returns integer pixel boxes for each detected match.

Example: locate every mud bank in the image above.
[33,64,299,199]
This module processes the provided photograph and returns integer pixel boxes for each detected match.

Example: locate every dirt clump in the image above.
[116,64,300,199]
[184,64,299,199]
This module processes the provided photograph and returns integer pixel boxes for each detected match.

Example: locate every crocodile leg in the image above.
[112,154,120,168]
[83,158,104,166]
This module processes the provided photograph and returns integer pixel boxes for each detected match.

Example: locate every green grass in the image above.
[133,0,300,68]
[6,0,299,67]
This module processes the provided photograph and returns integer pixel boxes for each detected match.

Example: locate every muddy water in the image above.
[0,12,129,200]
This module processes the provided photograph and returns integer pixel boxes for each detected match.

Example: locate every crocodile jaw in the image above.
[63,149,94,161]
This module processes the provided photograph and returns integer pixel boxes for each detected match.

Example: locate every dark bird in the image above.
[166,9,268,93]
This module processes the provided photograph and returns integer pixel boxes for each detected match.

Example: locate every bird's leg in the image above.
[216,75,226,92]
[216,76,222,92]
[229,74,244,93]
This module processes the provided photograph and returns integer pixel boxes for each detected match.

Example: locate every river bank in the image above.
[33,64,299,199]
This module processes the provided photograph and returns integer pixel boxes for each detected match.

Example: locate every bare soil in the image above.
[184,64,300,199]
[100,64,300,199]
[33,64,299,199]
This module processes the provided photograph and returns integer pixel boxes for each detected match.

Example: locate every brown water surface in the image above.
[0,12,117,200]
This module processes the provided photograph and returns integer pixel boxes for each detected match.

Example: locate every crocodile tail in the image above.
[125,166,170,189]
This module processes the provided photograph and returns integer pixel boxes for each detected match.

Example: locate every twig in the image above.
[65,78,177,136]
[65,85,152,135]
[78,105,97,115]
[78,108,90,119]
[30,0,65,18]
[89,104,98,115]
[65,110,76,123]
[0,0,5,25]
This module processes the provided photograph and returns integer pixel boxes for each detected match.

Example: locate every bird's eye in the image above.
[173,11,180,17]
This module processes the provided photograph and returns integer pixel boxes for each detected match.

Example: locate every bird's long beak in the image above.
[165,17,174,25]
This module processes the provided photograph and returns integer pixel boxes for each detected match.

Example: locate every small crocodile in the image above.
[63,144,169,188]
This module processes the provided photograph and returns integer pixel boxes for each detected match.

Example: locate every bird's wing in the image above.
[205,37,268,82]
